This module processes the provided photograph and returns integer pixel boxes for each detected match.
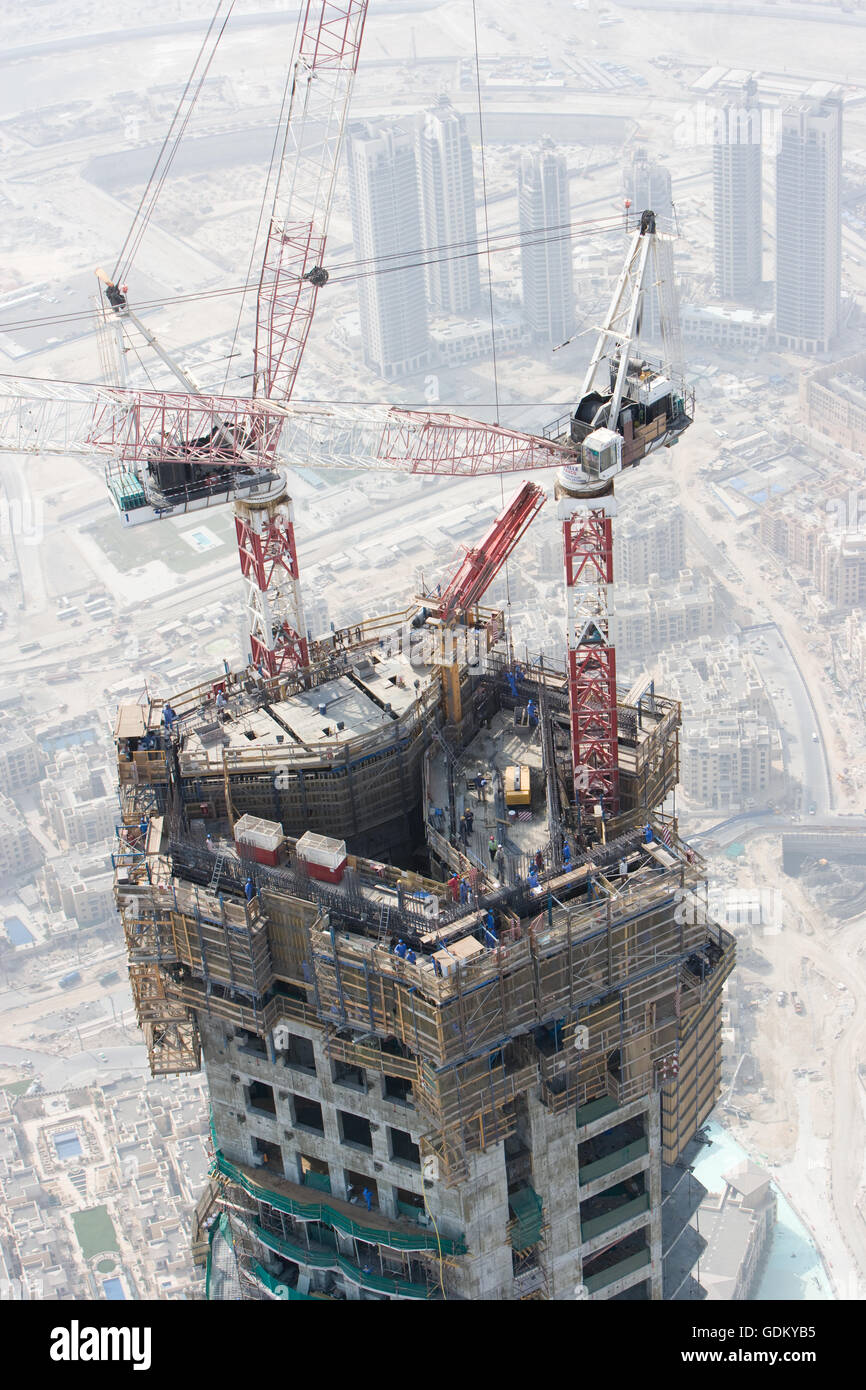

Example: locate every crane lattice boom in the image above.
[435,482,546,624]
[254,0,368,405]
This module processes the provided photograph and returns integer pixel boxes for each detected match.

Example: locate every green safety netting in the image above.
[251,1221,430,1299]
[508,1186,544,1250]
[251,1261,320,1300]
[205,1213,236,1301]
[212,1149,466,1256]
[302,1171,332,1194]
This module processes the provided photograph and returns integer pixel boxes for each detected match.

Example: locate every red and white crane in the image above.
[0,3,689,830]
[433,481,547,627]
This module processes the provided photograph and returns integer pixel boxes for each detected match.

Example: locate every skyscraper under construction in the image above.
[114,563,733,1302]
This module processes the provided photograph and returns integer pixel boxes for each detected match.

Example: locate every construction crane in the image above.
[0,208,685,829]
[545,207,691,830]
[422,481,547,725]
[0,9,687,829]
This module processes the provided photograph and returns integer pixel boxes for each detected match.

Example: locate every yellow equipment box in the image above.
[505,764,531,807]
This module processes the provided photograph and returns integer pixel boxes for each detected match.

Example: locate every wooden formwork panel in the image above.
[661,997,725,1164]
[168,904,271,995]
[262,890,318,983]
[144,1018,201,1076]
[216,734,427,842]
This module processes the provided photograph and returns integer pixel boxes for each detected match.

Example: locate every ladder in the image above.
[431,724,459,766]
[209,848,227,891]
[377,901,391,943]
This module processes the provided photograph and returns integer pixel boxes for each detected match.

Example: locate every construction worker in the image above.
[562,841,571,869]
[216,687,229,717]
[162,702,177,731]
[459,877,469,905]
[459,813,469,844]
[526,699,537,725]
[488,836,498,864]
[528,866,539,890]
[362,1187,373,1212]
[464,808,474,835]
[139,816,149,842]
[644,823,654,844]
[244,877,255,902]
[406,948,417,965]
[448,873,460,902]
[534,849,544,874]
[394,939,408,959]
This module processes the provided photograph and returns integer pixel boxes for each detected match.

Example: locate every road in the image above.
[0,1042,147,1091]
[739,623,831,816]
[669,431,852,816]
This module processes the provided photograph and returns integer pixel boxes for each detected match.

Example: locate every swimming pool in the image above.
[102,1277,126,1300]
[4,917,33,946]
[39,728,96,753]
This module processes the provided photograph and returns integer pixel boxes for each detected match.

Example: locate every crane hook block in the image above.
[303,265,329,288]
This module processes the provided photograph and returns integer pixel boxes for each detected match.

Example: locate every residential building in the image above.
[416,96,481,315]
[346,121,432,379]
[518,138,575,347]
[712,79,763,302]
[775,85,842,355]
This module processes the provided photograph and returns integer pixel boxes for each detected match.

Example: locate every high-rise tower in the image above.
[416,95,481,316]
[623,150,679,350]
[518,139,576,347]
[346,120,432,378]
[624,149,674,232]
[775,85,842,355]
[712,78,763,302]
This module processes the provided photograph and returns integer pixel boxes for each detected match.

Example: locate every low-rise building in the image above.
[800,349,866,452]
[657,638,781,811]
[616,569,715,658]
[615,487,686,585]
[0,723,42,793]
[681,303,772,350]
[41,752,117,849]
[429,313,528,367]
[693,1162,776,1300]
[0,792,42,880]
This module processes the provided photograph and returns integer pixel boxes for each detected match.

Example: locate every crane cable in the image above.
[472,0,512,617]
[0,215,623,338]
[111,0,236,289]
